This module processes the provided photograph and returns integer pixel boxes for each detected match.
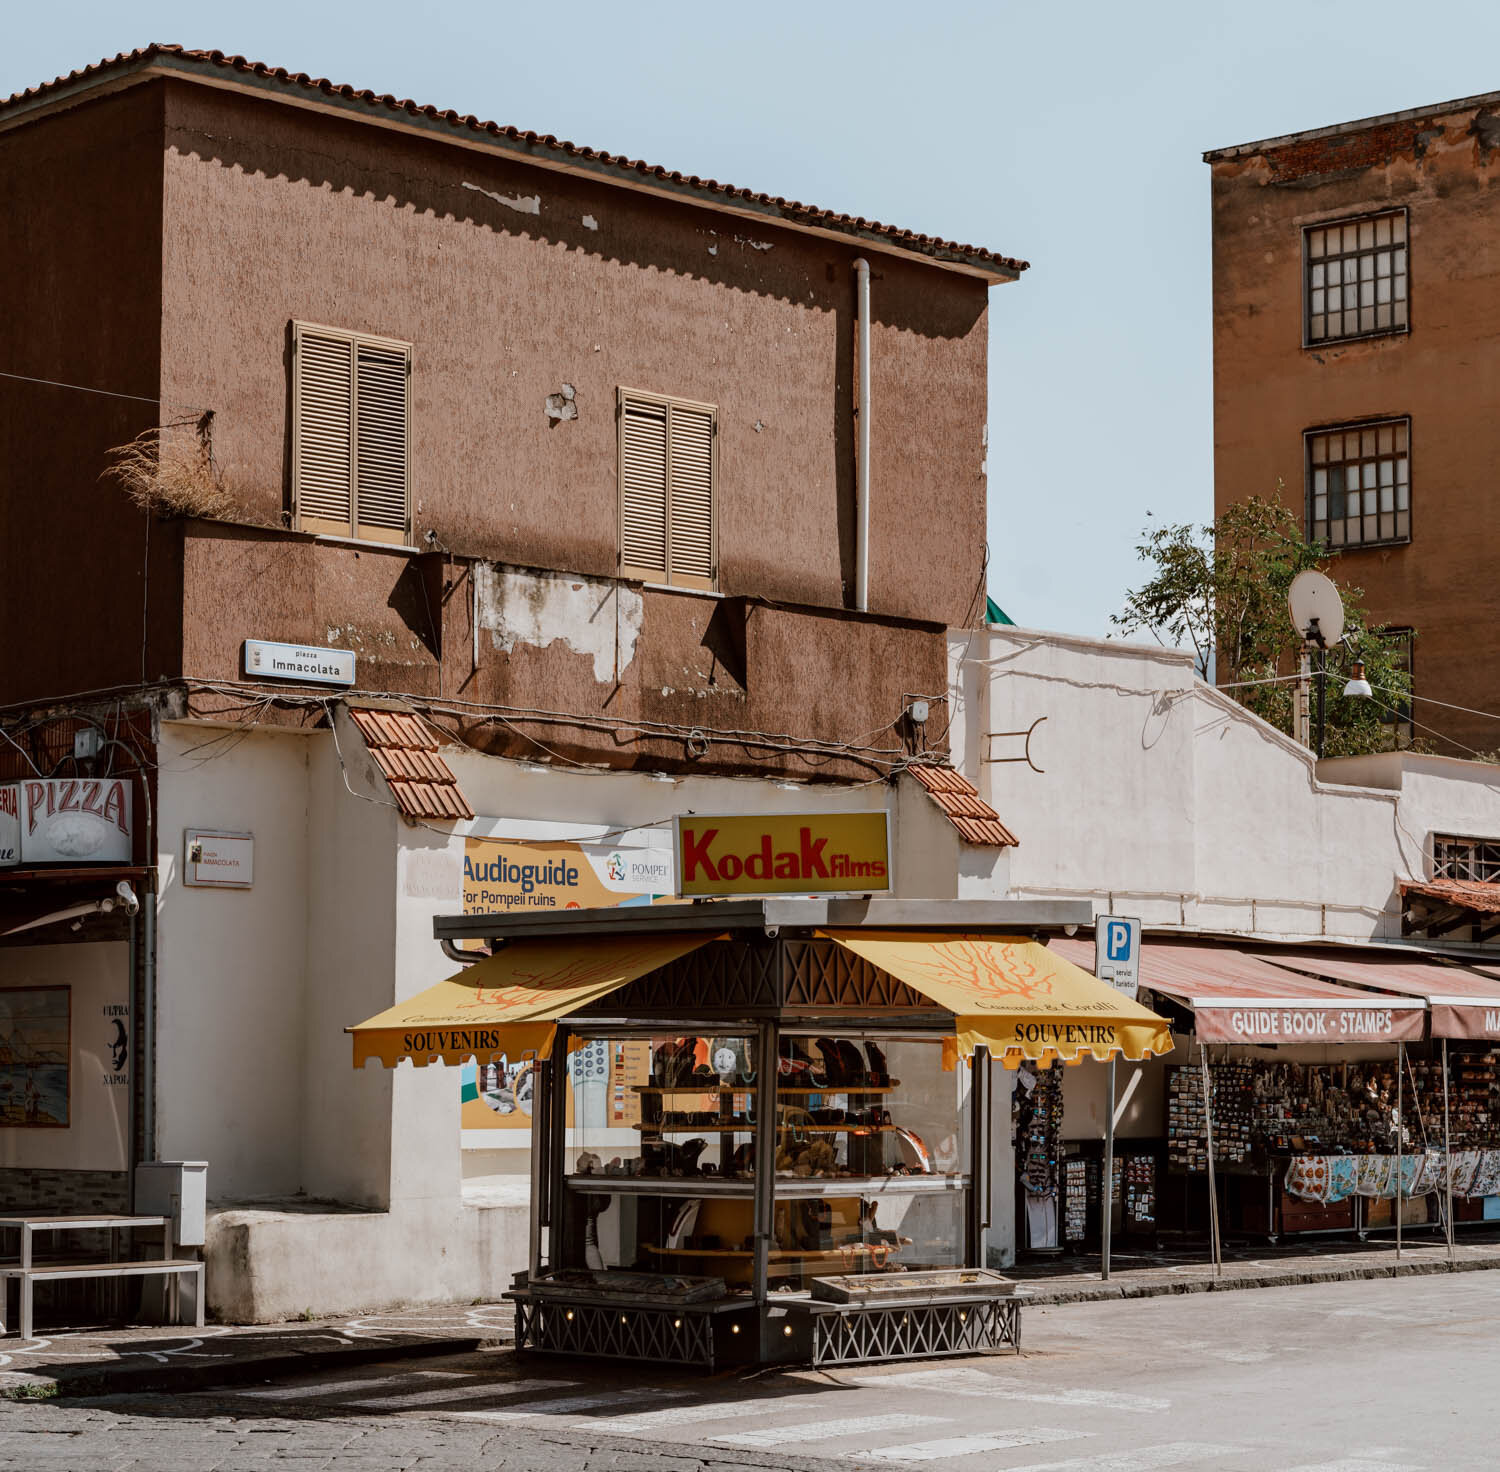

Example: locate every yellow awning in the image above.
[820,931,1174,1066]
[348,932,719,1068]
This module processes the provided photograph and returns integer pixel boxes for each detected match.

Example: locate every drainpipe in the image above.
[142,879,156,1165]
[854,257,871,613]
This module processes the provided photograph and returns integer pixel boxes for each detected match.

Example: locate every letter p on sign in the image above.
[1106,919,1132,962]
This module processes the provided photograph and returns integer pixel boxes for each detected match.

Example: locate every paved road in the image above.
[2,1274,1497,1470]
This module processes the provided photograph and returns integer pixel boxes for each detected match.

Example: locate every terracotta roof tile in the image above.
[1402,879,1500,916]
[904,763,1018,849]
[1,45,1027,280]
[347,704,474,822]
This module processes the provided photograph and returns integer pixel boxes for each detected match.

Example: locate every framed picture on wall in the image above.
[0,986,70,1128]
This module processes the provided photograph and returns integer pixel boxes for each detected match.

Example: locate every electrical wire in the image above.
[0,367,210,412]
[1375,685,1500,727]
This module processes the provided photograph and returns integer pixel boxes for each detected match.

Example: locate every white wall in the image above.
[950,627,1431,944]
[159,714,977,1316]
[156,726,311,1198]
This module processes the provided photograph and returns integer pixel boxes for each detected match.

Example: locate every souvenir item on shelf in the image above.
[1014,1062,1062,1200]
[892,1127,933,1174]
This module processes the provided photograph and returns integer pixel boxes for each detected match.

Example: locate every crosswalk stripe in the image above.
[450,1389,693,1421]
[1284,1461,1422,1471]
[587,1397,832,1432]
[854,1367,1169,1413]
[346,1377,574,1410]
[239,1370,470,1400]
[855,1427,1090,1462]
[712,1413,946,1448]
[993,1443,1243,1472]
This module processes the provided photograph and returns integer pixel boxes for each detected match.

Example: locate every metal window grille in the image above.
[1305,211,1407,344]
[1377,628,1414,749]
[1433,835,1500,884]
[292,322,411,544]
[1306,419,1409,548]
[618,388,717,590]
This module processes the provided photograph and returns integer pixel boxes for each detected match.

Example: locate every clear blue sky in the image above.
[6,2,1498,638]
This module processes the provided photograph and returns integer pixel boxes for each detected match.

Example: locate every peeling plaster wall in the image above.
[177,524,949,781]
[476,562,641,684]
[1209,100,1500,755]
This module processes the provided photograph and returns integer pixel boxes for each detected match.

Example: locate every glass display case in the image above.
[559,1030,967,1293]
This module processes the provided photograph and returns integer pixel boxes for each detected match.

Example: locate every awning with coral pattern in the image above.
[819,931,1174,1066]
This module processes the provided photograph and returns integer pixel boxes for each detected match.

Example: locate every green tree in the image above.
[1113,496,1414,757]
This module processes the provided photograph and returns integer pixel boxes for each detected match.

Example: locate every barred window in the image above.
[618,389,716,590]
[1307,419,1409,548]
[1306,211,1407,344]
[1433,835,1500,884]
[291,322,411,544]
[1378,628,1413,749]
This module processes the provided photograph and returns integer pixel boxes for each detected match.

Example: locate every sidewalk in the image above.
[1014,1226,1500,1302]
[6,1232,1500,1400]
[0,1300,513,1401]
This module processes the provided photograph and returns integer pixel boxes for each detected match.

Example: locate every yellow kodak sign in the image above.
[675,812,891,897]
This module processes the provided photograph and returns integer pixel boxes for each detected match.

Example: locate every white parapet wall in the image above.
[948,624,1468,945]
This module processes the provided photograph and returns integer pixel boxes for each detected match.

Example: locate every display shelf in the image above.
[776,1174,967,1198]
[633,1085,755,1097]
[633,1084,901,1096]
[644,1243,903,1265]
[636,1122,902,1134]
[564,1173,968,1198]
[565,1175,753,1197]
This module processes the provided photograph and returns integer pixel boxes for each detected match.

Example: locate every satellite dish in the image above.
[1287,570,1344,648]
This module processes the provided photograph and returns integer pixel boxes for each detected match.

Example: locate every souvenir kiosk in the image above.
[349,898,1173,1369]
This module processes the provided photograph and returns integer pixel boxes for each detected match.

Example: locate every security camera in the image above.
[114,881,141,916]
[1063,923,1079,937]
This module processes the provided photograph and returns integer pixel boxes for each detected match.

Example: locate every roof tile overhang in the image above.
[2,44,1028,284]
[346,706,475,823]
[1402,878,1500,916]
[905,763,1018,848]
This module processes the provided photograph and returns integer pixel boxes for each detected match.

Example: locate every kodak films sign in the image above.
[674,812,891,897]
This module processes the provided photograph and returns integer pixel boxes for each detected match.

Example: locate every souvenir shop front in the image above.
[348,899,1173,1368]
[1032,938,1500,1255]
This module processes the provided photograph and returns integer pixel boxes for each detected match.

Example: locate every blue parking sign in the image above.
[1095,916,1141,998]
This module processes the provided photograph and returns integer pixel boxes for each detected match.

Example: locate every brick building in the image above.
[0,46,1022,1316]
[1205,91,1500,756]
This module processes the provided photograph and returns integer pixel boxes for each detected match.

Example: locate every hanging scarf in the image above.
[1326,1156,1359,1204]
[1449,1149,1481,1198]
[1468,1149,1500,1199]
[1355,1155,1393,1198]
[1284,1155,1329,1203]
[1410,1151,1444,1196]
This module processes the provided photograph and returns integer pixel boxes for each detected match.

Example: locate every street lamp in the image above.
[1342,659,1373,700]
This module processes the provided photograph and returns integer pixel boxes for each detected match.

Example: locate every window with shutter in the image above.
[292,322,411,544]
[617,388,716,590]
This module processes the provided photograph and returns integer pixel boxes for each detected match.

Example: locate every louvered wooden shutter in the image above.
[354,343,409,540]
[292,328,354,530]
[620,396,668,578]
[667,404,714,583]
[292,323,410,543]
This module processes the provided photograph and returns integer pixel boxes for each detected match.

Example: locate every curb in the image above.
[1020,1252,1500,1305]
[0,1332,497,1403]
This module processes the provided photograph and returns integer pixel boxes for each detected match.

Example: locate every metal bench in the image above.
[0,1259,205,1340]
[0,1213,202,1340]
